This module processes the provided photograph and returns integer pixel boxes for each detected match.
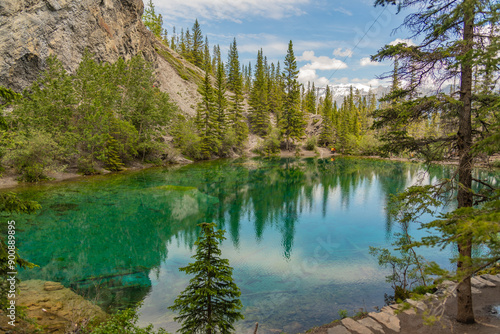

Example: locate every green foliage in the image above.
[318,87,335,147]
[190,20,204,68]
[5,52,178,177]
[1,130,61,182]
[169,223,243,334]
[369,244,426,304]
[337,309,348,319]
[0,193,40,311]
[279,41,305,151]
[142,0,166,41]
[226,39,249,148]
[171,116,202,160]
[305,136,317,151]
[249,49,270,136]
[83,306,168,334]
[254,128,281,156]
[196,64,220,159]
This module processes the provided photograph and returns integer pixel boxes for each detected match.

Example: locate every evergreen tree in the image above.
[226,39,241,92]
[318,86,334,146]
[191,19,204,68]
[372,0,500,323]
[213,45,227,145]
[179,29,187,56]
[196,56,219,159]
[169,223,244,334]
[249,49,269,136]
[279,40,305,150]
[185,28,192,59]
[170,26,177,50]
[304,82,317,115]
[226,40,248,147]
[142,0,165,39]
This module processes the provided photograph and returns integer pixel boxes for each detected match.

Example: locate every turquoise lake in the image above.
[7,157,498,333]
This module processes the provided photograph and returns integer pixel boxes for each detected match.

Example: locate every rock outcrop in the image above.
[0,280,106,333]
[0,0,200,115]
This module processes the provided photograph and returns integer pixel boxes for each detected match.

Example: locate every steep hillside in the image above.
[0,0,201,115]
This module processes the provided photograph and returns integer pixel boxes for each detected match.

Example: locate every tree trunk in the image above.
[456,1,475,324]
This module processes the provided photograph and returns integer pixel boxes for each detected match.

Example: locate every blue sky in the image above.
[151,0,416,88]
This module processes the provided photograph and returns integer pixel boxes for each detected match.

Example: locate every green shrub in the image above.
[2,130,61,182]
[338,309,348,319]
[305,136,317,151]
[220,128,238,157]
[82,307,168,334]
[255,129,281,156]
[171,116,203,160]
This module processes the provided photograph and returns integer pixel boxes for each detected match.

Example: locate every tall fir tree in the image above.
[169,223,244,334]
[249,49,269,136]
[213,45,227,145]
[191,19,204,68]
[226,40,249,147]
[196,54,219,159]
[279,40,305,150]
[318,86,334,146]
[226,38,240,92]
[142,0,165,39]
[372,0,500,323]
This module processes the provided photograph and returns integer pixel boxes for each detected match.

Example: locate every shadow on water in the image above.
[7,157,491,333]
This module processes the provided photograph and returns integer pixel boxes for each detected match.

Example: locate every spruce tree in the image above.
[142,0,164,39]
[196,55,219,159]
[372,0,500,323]
[318,86,334,146]
[249,49,269,136]
[169,223,244,334]
[226,39,248,147]
[213,45,227,145]
[191,19,204,68]
[226,38,240,92]
[279,40,305,150]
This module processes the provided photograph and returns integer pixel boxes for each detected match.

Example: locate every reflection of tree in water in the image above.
[12,157,459,312]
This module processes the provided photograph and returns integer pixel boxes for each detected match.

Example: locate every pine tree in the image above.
[226,40,248,147]
[196,55,219,159]
[280,40,305,150]
[191,19,204,68]
[169,223,244,334]
[372,0,500,323]
[142,0,164,39]
[318,86,334,146]
[227,38,240,92]
[304,82,317,115]
[249,49,269,136]
[213,45,227,145]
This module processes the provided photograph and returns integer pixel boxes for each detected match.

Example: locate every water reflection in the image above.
[9,157,489,333]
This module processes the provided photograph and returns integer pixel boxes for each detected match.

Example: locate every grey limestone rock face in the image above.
[0,0,200,115]
[0,0,150,91]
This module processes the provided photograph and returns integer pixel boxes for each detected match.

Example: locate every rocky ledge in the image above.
[0,280,106,333]
[320,274,500,334]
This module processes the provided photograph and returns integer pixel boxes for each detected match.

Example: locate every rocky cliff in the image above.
[0,0,200,115]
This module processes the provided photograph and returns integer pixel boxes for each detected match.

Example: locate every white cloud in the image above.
[333,48,353,58]
[298,68,317,83]
[297,51,346,86]
[332,7,353,16]
[236,38,346,60]
[388,38,416,46]
[155,0,310,22]
[297,51,347,71]
[359,57,383,67]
